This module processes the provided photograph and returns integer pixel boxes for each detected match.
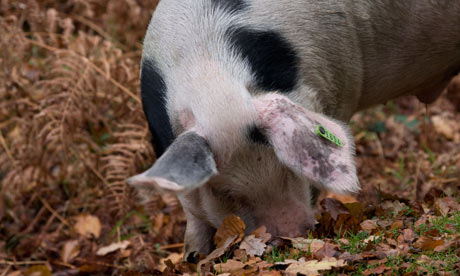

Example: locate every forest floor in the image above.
[1,1,459,275]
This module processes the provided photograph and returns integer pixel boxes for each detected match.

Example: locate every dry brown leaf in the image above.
[432,115,457,140]
[321,198,350,220]
[285,257,346,276]
[61,240,79,263]
[434,197,460,217]
[391,220,404,230]
[239,235,266,256]
[313,242,339,260]
[198,235,237,271]
[213,259,245,274]
[252,225,272,243]
[363,264,390,275]
[214,215,245,248]
[403,228,416,243]
[360,220,378,231]
[413,236,444,250]
[326,192,358,203]
[74,214,101,238]
[24,265,51,276]
[434,238,460,252]
[159,252,183,272]
[96,240,130,256]
[281,237,325,253]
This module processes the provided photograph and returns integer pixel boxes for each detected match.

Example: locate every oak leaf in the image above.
[74,214,101,238]
[285,257,346,276]
[240,235,266,256]
[214,215,245,248]
[413,236,444,250]
[61,240,79,263]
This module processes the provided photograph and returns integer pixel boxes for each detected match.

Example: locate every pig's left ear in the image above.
[127,131,217,192]
[254,94,360,194]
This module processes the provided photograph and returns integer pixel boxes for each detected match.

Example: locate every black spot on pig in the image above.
[141,58,174,157]
[227,27,300,93]
[338,164,349,174]
[211,0,248,14]
[247,125,270,146]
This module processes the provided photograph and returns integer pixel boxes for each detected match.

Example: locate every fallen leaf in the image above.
[24,265,51,276]
[96,240,130,256]
[198,235,237,271]
[285,257,346,276]
[213,215,245,248]
[74,214,101,238]
[434,238,460,252]
[313,242,339,260]
[434,197,460,217]
[213,260,245,274]
[391,220,404,230]
[61,240,79,263]
[413,236,444,250]
[403,228,416,243]
[252,225,272,243]
[326,192,358,203]
[338,238,350,246]
[360,220,378,231]
[363,235,380,245]
[363,264,389,275]
[159,252,184,272]
[339,252,363,263]
[275,258,301,266]
[281,237,325,253]
[321,198,350,220]
[239,235,266,256]
[432,115,456,140]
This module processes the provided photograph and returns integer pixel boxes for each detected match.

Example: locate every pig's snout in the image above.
[255,202,315,238]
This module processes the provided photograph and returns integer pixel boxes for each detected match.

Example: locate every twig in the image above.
[159,243,185,250]
[71,15,114,44]
[0,132,14,162]
[19,206,47,235]
[0,260,47,266]
[38,196,70,227]
[414,158,422,201]
[70,147,109,186]
[0,265,11,276]
[24,38,141,104]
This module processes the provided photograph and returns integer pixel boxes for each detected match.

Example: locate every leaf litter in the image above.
[1,1,460,275]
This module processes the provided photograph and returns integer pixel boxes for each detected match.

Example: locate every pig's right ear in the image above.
[127,132,217,192]
[254,94,360,194]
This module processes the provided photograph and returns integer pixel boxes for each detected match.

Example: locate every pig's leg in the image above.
[183,212,215,262]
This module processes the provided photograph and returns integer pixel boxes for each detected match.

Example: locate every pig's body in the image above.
[131,0,460,259]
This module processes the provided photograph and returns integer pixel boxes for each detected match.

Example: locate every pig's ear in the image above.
[127,131,217,192]
[254,94,360,194]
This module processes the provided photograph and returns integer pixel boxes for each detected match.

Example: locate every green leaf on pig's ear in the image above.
[127,131,217,192]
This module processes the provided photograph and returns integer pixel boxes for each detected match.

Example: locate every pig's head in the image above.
[128,93,359,252]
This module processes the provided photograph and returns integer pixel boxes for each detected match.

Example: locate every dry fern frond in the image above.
[101,124,154,217]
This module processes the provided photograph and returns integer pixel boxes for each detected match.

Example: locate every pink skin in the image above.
[253,93,359,194]
[131,93,358,258]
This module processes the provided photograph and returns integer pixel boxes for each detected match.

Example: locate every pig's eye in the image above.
[246,125,270,146]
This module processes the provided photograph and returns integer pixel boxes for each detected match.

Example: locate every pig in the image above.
[128,0,460,260]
